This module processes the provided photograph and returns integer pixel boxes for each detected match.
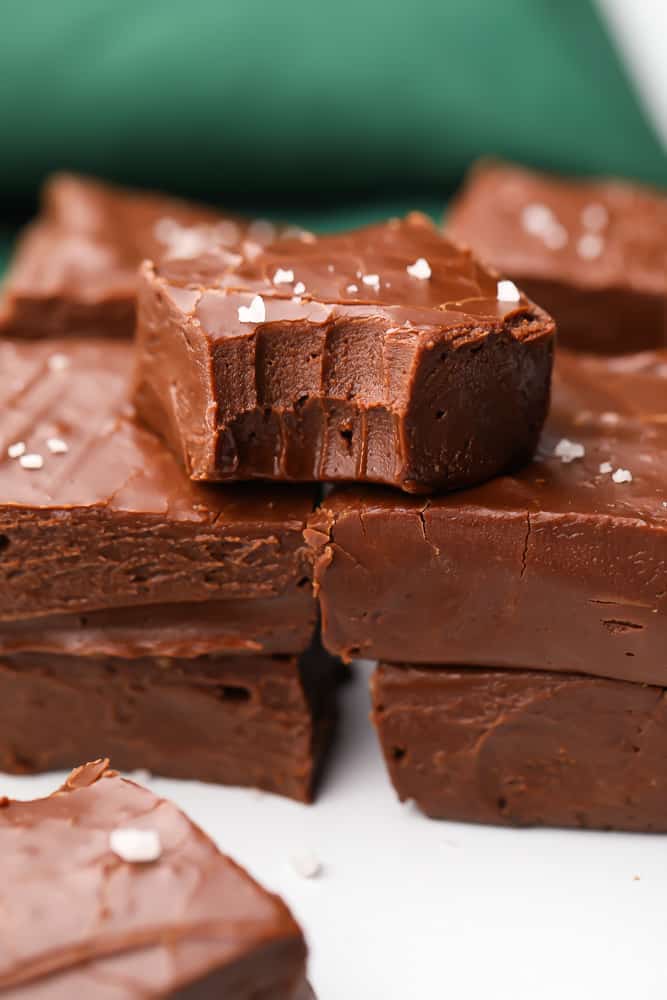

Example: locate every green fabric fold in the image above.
[1,0,665,206]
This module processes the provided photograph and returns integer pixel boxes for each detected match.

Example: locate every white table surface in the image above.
[3,661,667,1000]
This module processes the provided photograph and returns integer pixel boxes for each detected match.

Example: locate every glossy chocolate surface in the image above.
[309,349,667,684]
[0,644,337,802]
[0,338,316,620]
[135,212,554,492]
[373,664,667,831]
[0,761,307,997]
[0,173,275,339]
[446,160,667,353]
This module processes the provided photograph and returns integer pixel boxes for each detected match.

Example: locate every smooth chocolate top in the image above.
[0,760,305,996]
[154,212,542,339]
[447,160,667,294]
[0,337,313,521]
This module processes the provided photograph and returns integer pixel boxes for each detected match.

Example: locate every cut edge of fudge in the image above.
[0,639,339,803]
[372,663,667,832]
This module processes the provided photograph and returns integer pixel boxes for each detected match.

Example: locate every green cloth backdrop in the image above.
[1,0,666,219]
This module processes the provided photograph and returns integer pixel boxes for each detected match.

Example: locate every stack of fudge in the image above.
[1,164,666,833]
[0,175,337,804]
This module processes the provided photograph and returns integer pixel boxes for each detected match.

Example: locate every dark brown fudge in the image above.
[134,212,555,493]
[0,173,279,338]
[0,338,316,623]
[0,643,337,802]
[372,664,667,831]
[308,349,667,685]
[0,760,309,996]
[446,159,667,353]
[0,593,315,658]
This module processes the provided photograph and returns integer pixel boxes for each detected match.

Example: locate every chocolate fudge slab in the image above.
[446,160,667,354]
[0,644,337,802]
[0,173,271,339]
[0,338,316,621]
[308,349,667,685]
[134,212,555,493]
[0,760,308,997]
[0,592,315,658]
[372,664,667,831]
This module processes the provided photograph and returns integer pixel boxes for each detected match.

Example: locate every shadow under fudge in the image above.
[0,172,281,339]
[446,159,667,354]
[308,348,667,686]
[133,212,554,494]
[0,760,309,997]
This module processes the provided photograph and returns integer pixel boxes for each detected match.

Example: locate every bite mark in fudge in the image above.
[308,349,667,685]
[446,159,667,353]
[0,338,316,621]
[134,212,555,493]
[0,760,308,997]
[373,664,667,832]
[0,173,281,339]
[0,644,338,802]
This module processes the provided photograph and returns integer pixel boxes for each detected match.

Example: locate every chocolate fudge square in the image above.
[0,338,316,622]
[134,212,555,493]
[0,760,309,996]
[447,159,667,353]
[0,643,338,802]
[308,349,667,685]
[0,173,279,338]
[372,664,667,832]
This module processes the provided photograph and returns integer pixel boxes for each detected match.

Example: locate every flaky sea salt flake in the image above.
[554,438,585,464]
[293,281,306,295]
[361,274,380,290]
[497,280,521,303]
[7,442,26,459]
[273,268,294,285]
[612,468,633,484]
[48,353,70,372]
[599,461,613,474]
[47,438,69,455]
[577,233,604,260]
[238,295,266,324]
[406,257,432,280]
[19,453,43,470]
[110,827,162,863]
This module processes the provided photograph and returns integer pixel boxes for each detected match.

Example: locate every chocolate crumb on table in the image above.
[0,760,310,997]
[133,211,555,493]
[446,159,667,354]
